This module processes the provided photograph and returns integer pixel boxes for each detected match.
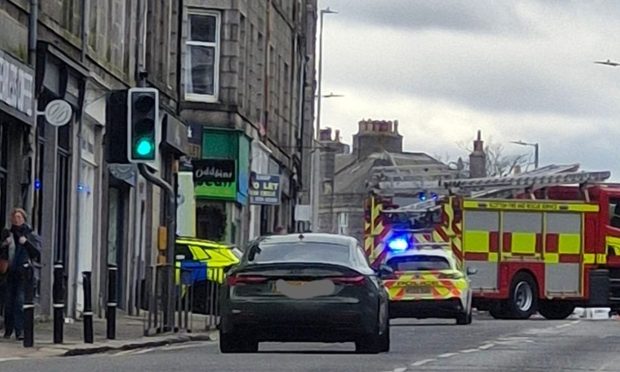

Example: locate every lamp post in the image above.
[511,140,539,169]
[316,7,338,140]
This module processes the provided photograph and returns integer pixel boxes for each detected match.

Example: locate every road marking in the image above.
[478,343,495,350]
[555,323,572,329]
[0,357,23,363]
[438,352,458,358]
[411,359,436,367]
[392,368,407,372]
[460,348,479,353]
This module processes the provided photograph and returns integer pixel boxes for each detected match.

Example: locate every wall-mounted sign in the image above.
[44,99,72,127]
[0,50,34,120]
[249,173,281,205]
[192,159,237,200]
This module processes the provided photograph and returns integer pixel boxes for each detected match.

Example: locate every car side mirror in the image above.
[377,264,394,278]
[467,267,478,276]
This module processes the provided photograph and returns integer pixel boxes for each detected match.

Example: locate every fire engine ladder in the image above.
[443,169,611,199]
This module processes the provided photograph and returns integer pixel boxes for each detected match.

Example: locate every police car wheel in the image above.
[507,272,538,319]
[456,311,472,325]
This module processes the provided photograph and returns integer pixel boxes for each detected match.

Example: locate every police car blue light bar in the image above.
[387,237,409,251]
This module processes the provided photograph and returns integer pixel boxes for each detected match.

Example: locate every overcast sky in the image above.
[317,0,620,180]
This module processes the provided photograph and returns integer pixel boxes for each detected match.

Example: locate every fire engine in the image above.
[364,164,620,320]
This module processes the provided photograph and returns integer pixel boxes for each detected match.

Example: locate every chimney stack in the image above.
[469,130,487,178]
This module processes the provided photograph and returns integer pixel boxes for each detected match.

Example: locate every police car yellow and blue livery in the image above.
[174,237,240,286]
[382,235,474,325]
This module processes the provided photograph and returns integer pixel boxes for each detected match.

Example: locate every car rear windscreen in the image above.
[248,242,351,265]
[386,255,451,271]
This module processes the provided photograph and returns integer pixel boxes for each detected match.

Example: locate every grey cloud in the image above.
[326,0,529,34]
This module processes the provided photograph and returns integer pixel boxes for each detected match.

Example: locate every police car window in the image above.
[249,242,351,265]
[386,255,452,271]
[175,244,192,260]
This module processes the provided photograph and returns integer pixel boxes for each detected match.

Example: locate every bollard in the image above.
[106,265,117,340]
[82,271,93,343]
[53,262,64,344]
[23,263,35,348]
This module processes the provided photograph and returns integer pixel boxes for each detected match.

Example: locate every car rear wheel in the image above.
[538,301,575,320]
[219,331,258,353]
[356,334,381,354]
[379,321,390,352]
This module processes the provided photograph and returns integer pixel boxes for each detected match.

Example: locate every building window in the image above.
[185,11,220,102]
[338,212,349,235]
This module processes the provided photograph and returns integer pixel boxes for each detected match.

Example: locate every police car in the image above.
[381,236,475,325]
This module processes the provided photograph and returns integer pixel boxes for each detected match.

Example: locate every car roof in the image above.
[176,236,230,248]
[257,233,358,247]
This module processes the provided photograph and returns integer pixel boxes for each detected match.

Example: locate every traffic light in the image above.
[127,87,159,164]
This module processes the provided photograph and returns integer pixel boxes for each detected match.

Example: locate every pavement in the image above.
[2,313,618,372]
[0,312,216,361]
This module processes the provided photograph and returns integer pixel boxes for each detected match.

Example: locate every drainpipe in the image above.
[69,0,90,319]
[27,0,39,216]
[28,0,38,66]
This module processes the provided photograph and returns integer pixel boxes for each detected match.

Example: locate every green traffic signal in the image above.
[135,137,155,157]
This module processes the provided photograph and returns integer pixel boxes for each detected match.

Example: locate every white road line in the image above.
[438,352,458,358]
[460,348,479,353]
[392,368,407,372]
[0,357,23,363]
[478,343,495,350]
[411,359,436,367]
[555,323,572,329]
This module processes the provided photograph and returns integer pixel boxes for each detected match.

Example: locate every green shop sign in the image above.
[192,159,237,200]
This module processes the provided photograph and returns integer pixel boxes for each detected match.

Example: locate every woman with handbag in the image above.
[2,208,41,340]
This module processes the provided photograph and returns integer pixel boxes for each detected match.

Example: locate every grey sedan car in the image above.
[219,233,391,354]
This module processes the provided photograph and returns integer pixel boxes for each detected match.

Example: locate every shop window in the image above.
[185,11,220,102]
[196,201,226,241]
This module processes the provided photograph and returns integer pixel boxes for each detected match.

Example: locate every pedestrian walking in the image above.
[2,208,41,340]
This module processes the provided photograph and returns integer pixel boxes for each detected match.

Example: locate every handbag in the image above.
[0,258,8,274]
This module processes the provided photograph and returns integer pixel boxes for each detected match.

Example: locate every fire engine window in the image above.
[546,213,580,234]
[386,255,452,271]
[502,212,542,233]
[609,199,620,228]
[464,211,499,231]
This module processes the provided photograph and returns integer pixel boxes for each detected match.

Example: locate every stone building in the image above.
[179,0,317,244]
[0,0,317,321]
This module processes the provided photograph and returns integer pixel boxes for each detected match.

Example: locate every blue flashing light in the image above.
[388,237,409,251]
[418,192,427,201]
[431,192,438,201]
[34,179,41,190]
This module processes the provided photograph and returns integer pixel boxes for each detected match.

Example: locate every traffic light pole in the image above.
[138,163,176,332]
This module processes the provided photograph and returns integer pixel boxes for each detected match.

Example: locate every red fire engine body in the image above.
[364,169,620,319]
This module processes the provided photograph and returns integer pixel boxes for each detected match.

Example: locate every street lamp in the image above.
[316,7,338,140]
[511,140,539,169]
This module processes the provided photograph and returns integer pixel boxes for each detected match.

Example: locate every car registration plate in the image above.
[405,285,431,294]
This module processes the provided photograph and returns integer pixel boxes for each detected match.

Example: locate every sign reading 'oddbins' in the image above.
[192,159,237,200]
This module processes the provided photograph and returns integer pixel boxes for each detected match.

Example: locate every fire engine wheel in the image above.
[507,272,538,319]
[538,301,575,320]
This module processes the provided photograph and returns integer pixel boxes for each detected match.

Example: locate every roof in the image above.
[332,151,452,195]
[258,233,358,246]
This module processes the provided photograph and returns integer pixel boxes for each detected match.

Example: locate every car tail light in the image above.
[226,275,268,286]
[330,276,366,286]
